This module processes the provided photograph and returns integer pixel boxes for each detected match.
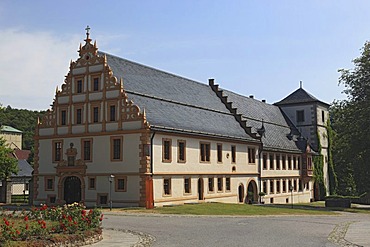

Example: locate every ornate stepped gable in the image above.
[208,79,261,139]
[38,28,148,130]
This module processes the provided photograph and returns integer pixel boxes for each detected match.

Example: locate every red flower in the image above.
[24,215,29,221]
[16,230,20,235]
[81,210,86,216]
[3,218,9,226]
[68,216,72,222]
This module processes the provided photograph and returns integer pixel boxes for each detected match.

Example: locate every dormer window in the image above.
[296,110,305,122]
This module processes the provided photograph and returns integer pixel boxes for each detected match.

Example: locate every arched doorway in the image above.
[198,178,204,200]
[247,180,258,203]
[238,184,244,203]
[64,176,81,204]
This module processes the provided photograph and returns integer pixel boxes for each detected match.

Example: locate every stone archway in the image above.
[238,184,245,203]
[63,176,81,204]
[247,180,258,203]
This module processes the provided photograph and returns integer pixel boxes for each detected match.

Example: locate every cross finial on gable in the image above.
[85,25,90,39]
[300,80,303,89]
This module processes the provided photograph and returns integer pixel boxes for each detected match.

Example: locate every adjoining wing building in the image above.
[33,31,329,207]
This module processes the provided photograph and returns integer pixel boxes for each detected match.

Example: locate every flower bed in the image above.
[0,203,103,246]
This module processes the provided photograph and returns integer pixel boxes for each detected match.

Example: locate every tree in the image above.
[0,137,18,180]
[331,41,370,195]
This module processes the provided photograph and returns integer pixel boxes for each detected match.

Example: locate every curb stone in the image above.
[104,228,156,247]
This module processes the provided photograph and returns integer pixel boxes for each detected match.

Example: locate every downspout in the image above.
[258,143,263,204]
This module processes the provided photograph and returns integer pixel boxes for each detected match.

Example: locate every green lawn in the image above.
[114,202,337,216]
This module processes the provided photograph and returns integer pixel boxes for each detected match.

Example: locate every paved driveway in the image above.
[102,213,369,247]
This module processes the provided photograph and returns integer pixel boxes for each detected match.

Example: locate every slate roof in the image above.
[220,89,304,152]
[274,87,329,107]
[0,125,22,134]
[102,52,257,142]
[12,160,33,178]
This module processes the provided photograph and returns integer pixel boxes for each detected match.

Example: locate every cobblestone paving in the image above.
[328,221,362,247]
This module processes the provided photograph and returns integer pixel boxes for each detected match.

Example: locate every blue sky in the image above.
[1,1,370,110]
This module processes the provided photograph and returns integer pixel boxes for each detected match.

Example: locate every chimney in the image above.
[262,99,266,103]
[249,95,254,99]
[208,78,215,86]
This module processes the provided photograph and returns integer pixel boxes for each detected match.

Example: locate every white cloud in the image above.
[0,28,81,110]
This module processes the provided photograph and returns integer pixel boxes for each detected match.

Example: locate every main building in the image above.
[33,30,329,208]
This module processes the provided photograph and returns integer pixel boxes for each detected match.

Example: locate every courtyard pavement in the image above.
[96,211,370,247]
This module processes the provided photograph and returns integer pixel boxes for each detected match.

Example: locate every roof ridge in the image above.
[126,90,234,116]
[99,51,211,90]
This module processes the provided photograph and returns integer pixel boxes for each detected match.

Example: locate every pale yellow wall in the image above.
[151,133,261,206]
[1,132,22,149]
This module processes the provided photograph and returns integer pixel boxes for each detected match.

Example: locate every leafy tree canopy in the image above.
[331,41,370,195]
[0,137,18,180]
[0,105,44,150]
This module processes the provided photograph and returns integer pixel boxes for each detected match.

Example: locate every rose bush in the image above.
[0,203,103,245]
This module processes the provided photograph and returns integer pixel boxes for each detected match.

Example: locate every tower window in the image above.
[322,110,325,123]
[296,110,305,122]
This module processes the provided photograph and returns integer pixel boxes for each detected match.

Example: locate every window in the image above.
[297,157,301,170]
[288,156,292,169]
[162,139,172,162]
[76,108,82,124]
[294,179,298,191]
[77,80,82,93]
[217,144,222,163]
[93,77,99,91]
[248,147,255,163]
[263,180,267,193]
[45,177,54,191]
[115,177,127,192]
[111,137,123,161]
[98,194,108,205]
[293,156,297,170]
[269,154,274,170]
[282,179,286,192]
[61,110,67,126]
[178,140,186,162]
[53,141,63,162]
[299,179,302,191]
[93,107,99,123]
[217,177,223,192]
[307,157,312,170]
[263,154,267,170]
[269,180,274,194]
[163,178,171,195]
[184,178,191,194]
[322,110,325,123]
[276,180,280,193]
[226,177,231,191]
[276,155,280,170]
[82,139,92,161]
[48,195,56,204]
[208,177,214,192]
[231,145,236,163]
[288,180,292,191]
[200,142,210,162]
[110,105,116,121]
[88,177,96,190]
[296,110,305,122]
[282,155,286,170]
